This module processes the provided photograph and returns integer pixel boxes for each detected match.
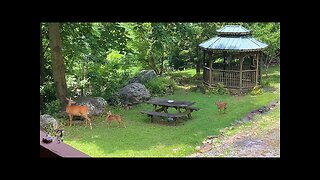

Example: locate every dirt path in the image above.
[189,102,280,158]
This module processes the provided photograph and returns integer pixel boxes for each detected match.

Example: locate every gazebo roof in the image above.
[199,25,268,52]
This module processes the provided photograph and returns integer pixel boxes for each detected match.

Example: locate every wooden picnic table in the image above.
[141,98,200,125]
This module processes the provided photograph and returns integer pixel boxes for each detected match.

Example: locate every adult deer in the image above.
[66,97,92,129]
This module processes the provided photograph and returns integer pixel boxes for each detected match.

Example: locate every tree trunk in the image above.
[195,47,201,76]
[81,61,85,96]
[196,57,201,75]
[148,55,160,75]
[264,52,280,78]
[159,57,164,75]
[40,23,45,111]
[48,23,68,110]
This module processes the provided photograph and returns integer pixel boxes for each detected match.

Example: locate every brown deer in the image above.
[106,111,126,128]
[66,97,92,129]
[215,100,227,114]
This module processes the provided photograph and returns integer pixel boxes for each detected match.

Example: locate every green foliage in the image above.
[44,100,61,116]
[41,22,280,112]
[40,81,57,112]
[145,77,176,96]
[251,85,264,96]
[211,83,230,95]
[245,22,280,64]
[65,75,90,97]
[42,123,57,137]
[261,79,271,87]
[87,63,132,100]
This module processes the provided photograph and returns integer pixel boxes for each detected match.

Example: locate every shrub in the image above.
[42,123,57,137]
[190,83,207,94]
[251,85,264,96]
[146,77,177,96]
[44,100,61,116]
[211,83,230,95]
[261,79,270,87]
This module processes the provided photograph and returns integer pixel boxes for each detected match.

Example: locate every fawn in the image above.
[106,111,126,128]
[215,100,227,114]
[66,97,92,129]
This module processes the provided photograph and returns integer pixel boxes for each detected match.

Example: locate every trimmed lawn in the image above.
[63,65,280,157]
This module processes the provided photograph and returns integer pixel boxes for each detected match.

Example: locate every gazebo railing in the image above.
[212,69,240,88]
[203,66,257,89]
[212,63,253,71]
[242,70,256,88]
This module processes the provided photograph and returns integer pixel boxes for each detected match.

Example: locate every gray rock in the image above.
[129,70,157,84]
[73,96,108,116]
[40,114,59,131]
[241,116,250,122]
[118,83,151,106]
[60,96,108,117]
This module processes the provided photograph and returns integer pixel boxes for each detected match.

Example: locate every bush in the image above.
[146,77,176,96]
[251,85,264,96]
[211,83,230,95]
[261,79,270,87]
[44,100,61,116]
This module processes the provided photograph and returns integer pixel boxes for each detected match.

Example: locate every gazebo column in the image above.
[208,51,213,85]
[256,53,260,86]
[259,52,263,84]
[239,55,244,91]
[203,49,206,83]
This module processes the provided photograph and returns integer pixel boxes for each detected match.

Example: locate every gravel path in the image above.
[189,102,280,158]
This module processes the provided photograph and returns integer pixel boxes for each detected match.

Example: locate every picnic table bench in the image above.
[140,98,200,125]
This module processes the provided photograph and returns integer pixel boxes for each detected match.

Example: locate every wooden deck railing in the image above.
[40,130,90,158]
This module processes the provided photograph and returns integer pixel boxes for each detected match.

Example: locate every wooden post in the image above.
[203,49,206,83]
[239,55,244,91]
[259,52,263,84]
[256,53,259,86]
[208,51,213,85]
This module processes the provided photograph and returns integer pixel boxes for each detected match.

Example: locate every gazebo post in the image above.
[259,52,263,84]
[239,55,244,92]
[203,49,206,83]
[208,51,213,85]
[256,53,259,86]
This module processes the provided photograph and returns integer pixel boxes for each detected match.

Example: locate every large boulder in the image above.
[60,96,108,117]
[72,96,108,116]
[118,83,151,106]
[129,70,157,84]
[40,114,59,132]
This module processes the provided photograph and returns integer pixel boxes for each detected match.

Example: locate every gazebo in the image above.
[199,25,268,92]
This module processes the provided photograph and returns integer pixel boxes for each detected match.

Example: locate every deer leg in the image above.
[69,114,73,126]
[87,117,92,129]
[83,116,87,126]
[81,114,92,129]
[122,121,126,128]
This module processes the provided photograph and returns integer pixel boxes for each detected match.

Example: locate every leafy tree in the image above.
[245,23,280,77]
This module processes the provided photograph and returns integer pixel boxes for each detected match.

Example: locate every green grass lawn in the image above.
[63,65,280,157]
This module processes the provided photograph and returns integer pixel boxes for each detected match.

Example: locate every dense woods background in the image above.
[40,22,280,114]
